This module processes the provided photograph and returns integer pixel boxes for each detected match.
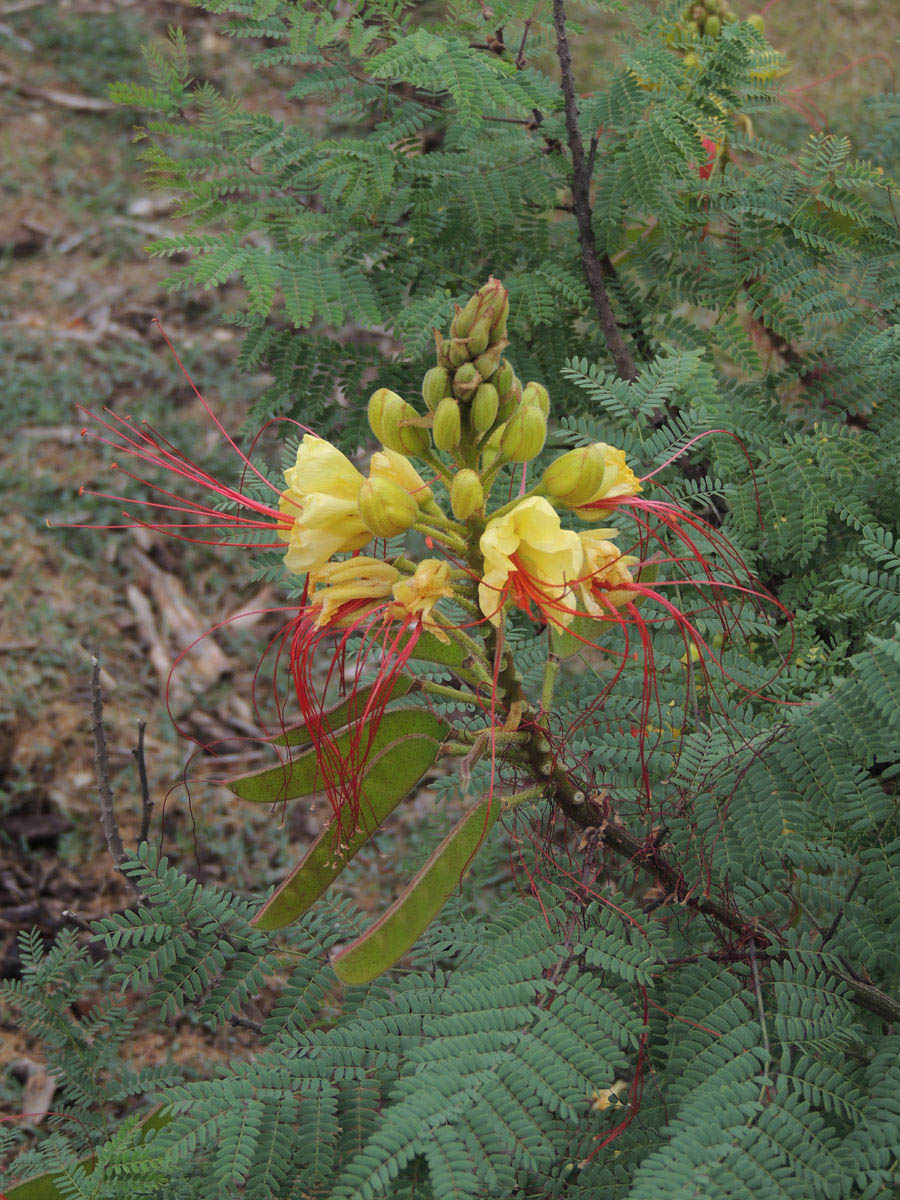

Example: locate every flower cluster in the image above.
[272,278,647,642]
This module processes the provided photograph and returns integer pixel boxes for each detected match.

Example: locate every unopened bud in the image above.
[704,13,720,35]
[358,476,418,539]
[746,12,764,31]
[368,388,403,442]
[433,397,462,452]
[452,362,481,401]
[450,469,484,520]
[470,383,499,433]
[448,337,472,367]
[379,395,430,458]
[521,381,550,417]
[451,294,482,339]
[466,314,492,357]
[541,446,606,506]
[499,405,547,463]
[422,366,451,412]
[370,448,433,508]
[488,292,509,343]
[494,360,514,399]
[474,342,506,379]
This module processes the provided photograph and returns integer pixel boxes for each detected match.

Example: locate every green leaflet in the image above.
[4,1107,170,1199]
[227,708,447,805]
[252,733,445,930]
[333,793,501,984]
[272,675,415,747]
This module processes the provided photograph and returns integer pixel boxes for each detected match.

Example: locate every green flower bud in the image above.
[521,381,550,418]
[368,388,403,442]
[500,405,547,463]
[422,366,451,412]
[450,469,484,520]
[488,293,509,343]
[704,14,720,36]
[540,446,607,506]
[452,362,481,401]
[358,476,418,539]
[474,341,506,379]
[451,294,482,339]
[467,314,492,358]
[470,383,499,433]
[380,396,431,458]
[746,12,764,31]
[448,337,472,368]
[494,359,514,398]
[433,397,462,452]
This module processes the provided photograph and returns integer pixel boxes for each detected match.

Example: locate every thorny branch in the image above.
[90,655,127,872]
[133,719,154,846]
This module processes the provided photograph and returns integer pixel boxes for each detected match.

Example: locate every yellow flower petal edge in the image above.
[279,434,371,573]
[479,496,583,632]
[307,556,400,628]
[576,532,641,615]
[392,559,454,641]
[573,444,642,521]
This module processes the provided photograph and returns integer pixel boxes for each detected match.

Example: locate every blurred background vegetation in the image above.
[1,0,898,1109]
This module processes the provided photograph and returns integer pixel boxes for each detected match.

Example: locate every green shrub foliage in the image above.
[5,0,900,1196]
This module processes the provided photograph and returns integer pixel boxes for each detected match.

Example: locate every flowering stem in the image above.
[418,679,481,707]
[487,485,544,523]
[413,522,468,555]
[501,783,548,810]
[461,727,530,744]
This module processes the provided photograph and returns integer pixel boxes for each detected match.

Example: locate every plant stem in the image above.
[550,0,639,382]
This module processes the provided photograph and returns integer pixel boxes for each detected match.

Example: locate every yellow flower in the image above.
[574,444,642,522]
[479,497,583,632]
[369,449,434,508]
[392,559,454,640]
[278,435,371,573]
[307,557,400,628]
[577,533,640,615]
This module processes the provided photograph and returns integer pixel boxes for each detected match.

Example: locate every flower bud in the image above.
[466,314,492,357]
[370,448,433,508]
[452,362,481,401]
[380,397,431,458]
[494,359,514,399]
[474,341,506,379]
[489,293,509,343]
[541,446,606,506]
[704,13,720,35]
[448,337,472,367]
[521,381,550,417]
[358,476,418,539]
[451,294,482,339]
[470,383,499,433]
[500,404,547,463]
[368,388,403,443]
[450,469,484,520]
[433,397,462,452]
[746,12,764,31]
[422,366,451,412]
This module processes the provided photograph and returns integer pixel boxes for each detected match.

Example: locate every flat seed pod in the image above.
[251,733,445,929]
[227,709,447,805]
[332,793,501,984]
[272,675,415,748]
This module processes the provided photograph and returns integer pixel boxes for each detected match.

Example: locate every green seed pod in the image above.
[452,362,481,401]
[521,381,550,418]
[368,388,404,442]
[500,404,547,463]
[704,14,720,36]
[433,397,462,452]
[470,383,499,433]
[746,12,764,31]
[358,476,418,539]
[422,366,451,412]
[540,446,607,506]
[494,359,514,398]
[450,469,484,520]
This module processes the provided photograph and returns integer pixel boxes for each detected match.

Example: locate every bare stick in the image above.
[90,655,127,871]
[133,720,154,846]
[550,0,638,382]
